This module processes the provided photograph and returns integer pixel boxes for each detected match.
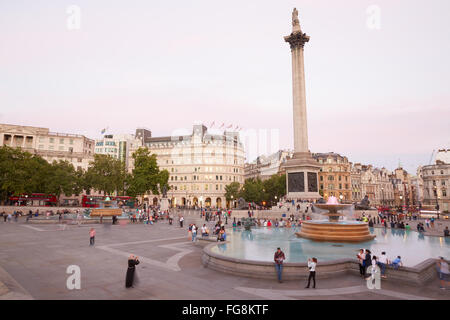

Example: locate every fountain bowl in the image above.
[296,196,375,242]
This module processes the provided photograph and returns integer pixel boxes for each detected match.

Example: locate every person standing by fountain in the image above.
[363,249,372,276]
[274,248,286,283]
[357,249,366,278]
[305,258,317,289]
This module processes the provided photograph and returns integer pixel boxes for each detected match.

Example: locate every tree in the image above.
[225,182,241,202]
[0,146,50,203]
[262,174,286,205]
[84,154,126,195]
[237,174,286,206]
[45,160,79,203]
[126,148,169,199]
[239,178,264,203]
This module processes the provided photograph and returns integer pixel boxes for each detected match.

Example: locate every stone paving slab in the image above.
[0,216,449,300]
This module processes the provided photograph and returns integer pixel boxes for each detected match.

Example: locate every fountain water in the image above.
[296,196,376,242]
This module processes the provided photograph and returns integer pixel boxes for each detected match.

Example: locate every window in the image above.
[60,139,64,144]
[70,139,74,145]
[49,145,54,150]
[339,184,342,190]
[443,189,447,197]
[38,144,44,149]
[49,138,54,143]
[442,180,446,186]
[320,176,323,181]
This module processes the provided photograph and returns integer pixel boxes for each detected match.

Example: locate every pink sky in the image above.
[1,0,449,173]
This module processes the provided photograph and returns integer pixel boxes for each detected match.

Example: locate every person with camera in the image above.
[305,257,317,289]
[125,254,140,288]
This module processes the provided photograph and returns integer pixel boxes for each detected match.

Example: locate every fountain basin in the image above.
[297,220,376,242]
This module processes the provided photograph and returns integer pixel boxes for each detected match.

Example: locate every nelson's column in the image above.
[282,8,321,200]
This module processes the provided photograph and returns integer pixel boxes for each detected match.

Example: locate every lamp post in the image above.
[381,187,385,206]
[339,194,343,203]
[231,195,234,209]
[433,186,440,219]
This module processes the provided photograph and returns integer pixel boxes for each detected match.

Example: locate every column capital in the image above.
[284,32,310,50]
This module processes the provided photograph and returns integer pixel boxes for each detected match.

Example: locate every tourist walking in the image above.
[201,224,209,237]
[89,228,96,246]
[179,216,184,228]
[125,255,140,288]
[274,248,286,283]
[191,224,197,242]
[436,257,449,290]
[444,227,449,237]
[305,257,317,288]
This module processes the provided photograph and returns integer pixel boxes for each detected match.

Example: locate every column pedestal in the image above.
[283,152,321,200]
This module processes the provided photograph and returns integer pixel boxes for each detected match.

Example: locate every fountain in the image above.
[296,196,376,242]
[90,196,122,217]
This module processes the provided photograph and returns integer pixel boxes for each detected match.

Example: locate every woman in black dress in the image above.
[125,255,140,288]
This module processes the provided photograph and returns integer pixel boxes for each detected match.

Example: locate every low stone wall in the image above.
[0,206,83,215]
[202,243,444,285]
[27,219,100,225]
[230,209,379,220]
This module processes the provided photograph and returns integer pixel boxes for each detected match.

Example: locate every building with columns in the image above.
[313,152,352,202]
[141,124,245,209]
[421,149,450,212]
[244,150,293,181]
[0,123,94,171]
[350,163,395,206]
[389,167,417,207]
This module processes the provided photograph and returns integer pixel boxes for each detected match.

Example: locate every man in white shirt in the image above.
[201,224,208,237]
[378,252,389,278]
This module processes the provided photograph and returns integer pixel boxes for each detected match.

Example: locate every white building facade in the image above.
[143,125,245,209]
[94,133,143,172]
[0,123,94,171]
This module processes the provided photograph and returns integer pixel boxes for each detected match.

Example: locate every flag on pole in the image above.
[210,121,215,128]
[219,123,224,129]
[226,124,233,129]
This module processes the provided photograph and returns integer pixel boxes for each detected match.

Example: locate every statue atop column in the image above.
[292,8,301,33]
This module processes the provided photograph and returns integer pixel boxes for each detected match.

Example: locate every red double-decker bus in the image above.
[81,195,136,208]
[9,194,58,206]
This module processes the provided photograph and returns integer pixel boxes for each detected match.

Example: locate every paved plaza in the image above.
[0,213,449,300]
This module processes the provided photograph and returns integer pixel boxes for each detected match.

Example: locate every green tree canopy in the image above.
[126,147,169,198]
[225,182,241,201]
[84,154,127,195]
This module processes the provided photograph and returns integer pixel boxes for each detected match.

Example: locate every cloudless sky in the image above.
[1,0,449,174]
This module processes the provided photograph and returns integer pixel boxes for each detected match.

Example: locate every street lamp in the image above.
[231,195,234,209]
[381,187,385,206]
[339,194,343,203]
